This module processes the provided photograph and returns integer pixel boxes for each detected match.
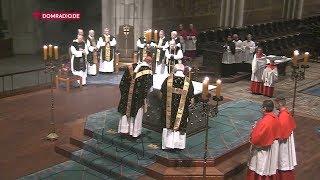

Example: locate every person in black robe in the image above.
[165,40,184,73]
[70,34,88,85]
[160,63,194,149]
[118,53,153,138]
[152,30,169,74]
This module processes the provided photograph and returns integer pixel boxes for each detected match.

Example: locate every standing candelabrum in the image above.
[290,50,310,115]
[201,78,223,178]
[43,44,60,141]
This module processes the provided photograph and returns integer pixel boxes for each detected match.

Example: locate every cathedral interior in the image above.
[0,0,320,179]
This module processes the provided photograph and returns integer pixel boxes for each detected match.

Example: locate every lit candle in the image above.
[115,53,120,73]
[188,67,192,80]
[216,79,222,97]
[304,52,309,65]
[292,50,299,66]
[54,46,58,60]
[43,45,48,60]
[154,30,158,42]
[48,44,53,58]
[202,77,209,100]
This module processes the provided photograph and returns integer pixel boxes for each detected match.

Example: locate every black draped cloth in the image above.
[71,41,86,72]
[160,75,194,133]
[87,37,97,65]
[118,63,153,117]
[155,37,168,63]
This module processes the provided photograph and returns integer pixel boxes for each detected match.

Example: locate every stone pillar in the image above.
[230,0,236,27]
[235,0,245,27]
[291,0,297,19]
[219,0,226,27]
[224,0,230,27]
[296,0,304,19]
[2,0,40,54]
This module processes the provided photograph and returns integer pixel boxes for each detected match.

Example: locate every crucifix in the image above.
[123,25,130,58]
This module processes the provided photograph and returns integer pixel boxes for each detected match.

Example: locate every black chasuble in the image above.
[160,75,194,133]
[72,41,86,72]
[87,37,98,65]
[167,47,181,65]
[100,35,115,61]
[138,37,149,62]
[118,63,153,117]
[226,41,236,55]
[155,37,168,63]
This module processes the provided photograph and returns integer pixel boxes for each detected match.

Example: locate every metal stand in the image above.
[202,95,223,178]
[290,64,308,115]
[44,58,60,141]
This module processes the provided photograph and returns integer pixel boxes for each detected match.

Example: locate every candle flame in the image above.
[293,50,299,56]
[204,77,209,81]
[305,52,309,55]
[216,79,222,84]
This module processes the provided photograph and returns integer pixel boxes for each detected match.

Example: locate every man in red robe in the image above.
[262,59,278,97]
[247,100,280,180]
[275,96,297,180]
[185,24,198,59]
[251,48,267,94]
[177,24,187,53]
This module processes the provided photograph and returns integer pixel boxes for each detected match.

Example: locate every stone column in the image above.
[219,0,226,27]
[230,0,236,27]
[224,0,230,27]
[291,0,297,19]
[235,0,245,27]
[296,0,304,19]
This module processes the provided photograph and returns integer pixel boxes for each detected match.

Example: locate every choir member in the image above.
[251,47,267,94]
[165,40,183,73]
[73,29,84,42]
[152,30,169,74]
[247,100,280,180]
[165,31,181,48]
[242,34,256,63]
[117,53,153,138]
[136,32,152,63]
[86,30,99,75]
[160,63,194,150]
[221,35,236,77]
[177,24,187,52]
[70,34,88,85]
[262,59,278,97]
[185,24,198,59]
[233,34,244,64]
[97,27,117,73]
[274,96,297,180]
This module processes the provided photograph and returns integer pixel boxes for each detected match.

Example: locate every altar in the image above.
[144,74,216,136]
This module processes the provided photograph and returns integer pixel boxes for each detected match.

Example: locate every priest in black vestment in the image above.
[70,34,88,85]
[118,53,153,138]
[160,63,194,149]
[151,30,168,74]
[221,35,236,77]
[165,40,184,74]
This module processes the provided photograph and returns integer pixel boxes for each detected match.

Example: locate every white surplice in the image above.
[242,40,256,63]
[86,37,97,75]
[251,54,267,82]
[162,71,187,150]
[97,36,117,73]
[70,41,88,85]
[233,40,244,63]
[278,133,297,171]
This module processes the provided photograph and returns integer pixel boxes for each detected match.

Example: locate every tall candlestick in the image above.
[48,44,53,58]
[54,46,58,60]
[43,45,48,60]
[304,52,309,65]
[202,77,209,100]
[154,30,158,42]
[188,67,192,80]
[292,50,299,66]
[216,79,222,97]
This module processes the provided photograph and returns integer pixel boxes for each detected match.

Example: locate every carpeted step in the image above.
[70,136,156,174]
[55,144,149,180]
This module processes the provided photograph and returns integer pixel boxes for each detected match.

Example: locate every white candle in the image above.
[216,79,222,97]
[202,77,209,100]
[54,46,58,60]
[43,45,48,60]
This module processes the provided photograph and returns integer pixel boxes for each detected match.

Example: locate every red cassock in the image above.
[247,112,280,180]
[262,64,278,97]
[278,108,297,180]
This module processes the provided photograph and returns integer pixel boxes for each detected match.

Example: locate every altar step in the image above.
[55,138,155,180]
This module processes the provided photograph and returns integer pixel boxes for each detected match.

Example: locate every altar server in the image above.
[165,40,183,73]
[247,100,280,180]
[160,63,194,150]
[275,96,297,180]
[262,59,278,97]
[233,34,244,64]
[118,55,153,138]
[243,34,256,63]
[97,27,117,73]
[137,32,152,63]
[221,35,236,77]
[251,48,267,94]
[153,30,169,74]
[70,34,88,85]
[185,24,198,59]
[86,30,99,75]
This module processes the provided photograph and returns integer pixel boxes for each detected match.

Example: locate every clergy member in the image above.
[97,27,117,73]
[166,31,181,49]
[160,63,194,150]
[86,30,99,75]
[73,29,84,42]
[185,24,198,59]
[221,35,236,77]
[262,59,278,97]
[137,32,152,63]
[177,24,187,52]
[247,100,280,180]
[153,30,168,74]
[233,34,244,73]
[275,96,297,180]
[118,53,153,138]
[251,47,267,94]
[165,40,183,73]
[243,34,256,63]
[70,34,88,85]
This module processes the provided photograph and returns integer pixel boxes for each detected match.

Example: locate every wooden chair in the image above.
[55,64,82,92]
